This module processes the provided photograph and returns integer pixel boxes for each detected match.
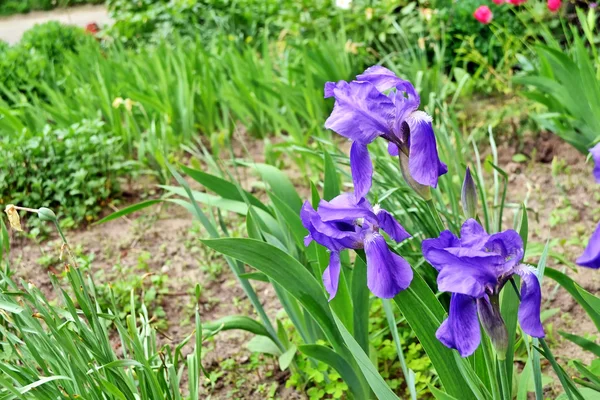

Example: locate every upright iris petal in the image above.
[577,143,600,269]
[577,222,600,269]
[423,219,544,357]
[301,193,412,300]
[324,66,447,197]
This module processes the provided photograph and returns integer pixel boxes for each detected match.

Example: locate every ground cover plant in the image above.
[1,0,600,398]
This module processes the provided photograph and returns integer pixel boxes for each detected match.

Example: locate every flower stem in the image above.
[425,198,445,234]
[499,358,511,400]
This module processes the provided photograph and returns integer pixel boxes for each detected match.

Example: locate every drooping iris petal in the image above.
[590,143,600,183]
[376,209,411,243]
[484,230,524,273]
[324,80,394,143]
[356,65,404,92]
[364,234,413,298]
[350,141,373,200]
[406,111,448,188]
[577,221,600,269]
[436,293,481,357]
[388,142,399,156]
[323,252,342,301]
[514,265,545,338]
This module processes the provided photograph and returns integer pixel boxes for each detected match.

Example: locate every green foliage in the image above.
[0,119,135,225]
[92,251,169,329]
[0,219,204,399]
[0,0,104,16]
[0,21,96,104]
[516,16,600,153]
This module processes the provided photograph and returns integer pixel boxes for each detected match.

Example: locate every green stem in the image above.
[54,221,68,246]
[499,358,511,400]
[425,198,445,234]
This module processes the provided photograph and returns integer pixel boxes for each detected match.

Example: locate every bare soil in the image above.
[496,131,600,395]
[5,129,600,398]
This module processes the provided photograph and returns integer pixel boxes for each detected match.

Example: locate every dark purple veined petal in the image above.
[577,221,600,268]
[300,201,359,251]
[514,265,545,338]
[356,65,404,92]
[590,143,600,183]
[350,141,373,201]
[323,252,342,301]
[376,209,411,243]
[459,218,489,249]
[406,111,448,188]
[364,234,413,298]
[484,229,524,274]
[436,293,481,357]
[324,81,395,143]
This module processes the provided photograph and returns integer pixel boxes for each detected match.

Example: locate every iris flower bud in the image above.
[37,208,57,222]
[477,296,508,360]
[461,167,478,219]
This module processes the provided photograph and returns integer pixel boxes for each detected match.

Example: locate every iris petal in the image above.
[406,111,448,188]
[436,293,481,357]
[324,81,395,143]
[514,265,545,338]
[365,234,413,298]
[350,141,373,201]
[590,143,600,183]
[356,65,403,92]
[577,221,600,268]
[376,209,411,243]
[323,252,342,301]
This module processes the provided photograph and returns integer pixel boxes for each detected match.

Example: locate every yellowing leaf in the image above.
[4,204,22,231]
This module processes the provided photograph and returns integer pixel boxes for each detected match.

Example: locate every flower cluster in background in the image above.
[474,0,562,25]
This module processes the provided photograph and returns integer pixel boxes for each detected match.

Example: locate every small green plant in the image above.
[0,119,136,226]
[0,208,205,399]
[93,251,169,329]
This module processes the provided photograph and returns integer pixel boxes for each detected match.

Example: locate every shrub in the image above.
[0,21,96,103]
[0,119,136,226]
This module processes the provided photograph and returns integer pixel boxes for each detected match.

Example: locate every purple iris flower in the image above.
[324,66,448,200]
[577,143,600,268]
[422,219,544,357]
[300,193,413,300]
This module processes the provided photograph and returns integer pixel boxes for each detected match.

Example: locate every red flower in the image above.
[547,0,561,12]
[473,5,493,24]
[507,0,527,4]
[492,0,504,4]
[85,23,100,35]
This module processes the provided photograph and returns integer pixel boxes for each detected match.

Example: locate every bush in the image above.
[0,119,136,226]
[0,21,96,103]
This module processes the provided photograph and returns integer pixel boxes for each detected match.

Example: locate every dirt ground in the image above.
[0,4,110,44]
[4,129,600,398]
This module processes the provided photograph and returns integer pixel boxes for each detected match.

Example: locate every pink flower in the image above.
[507,0,527,4]
[492,0,504,4]
[473,5,493,24]
[547,0,561,12]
